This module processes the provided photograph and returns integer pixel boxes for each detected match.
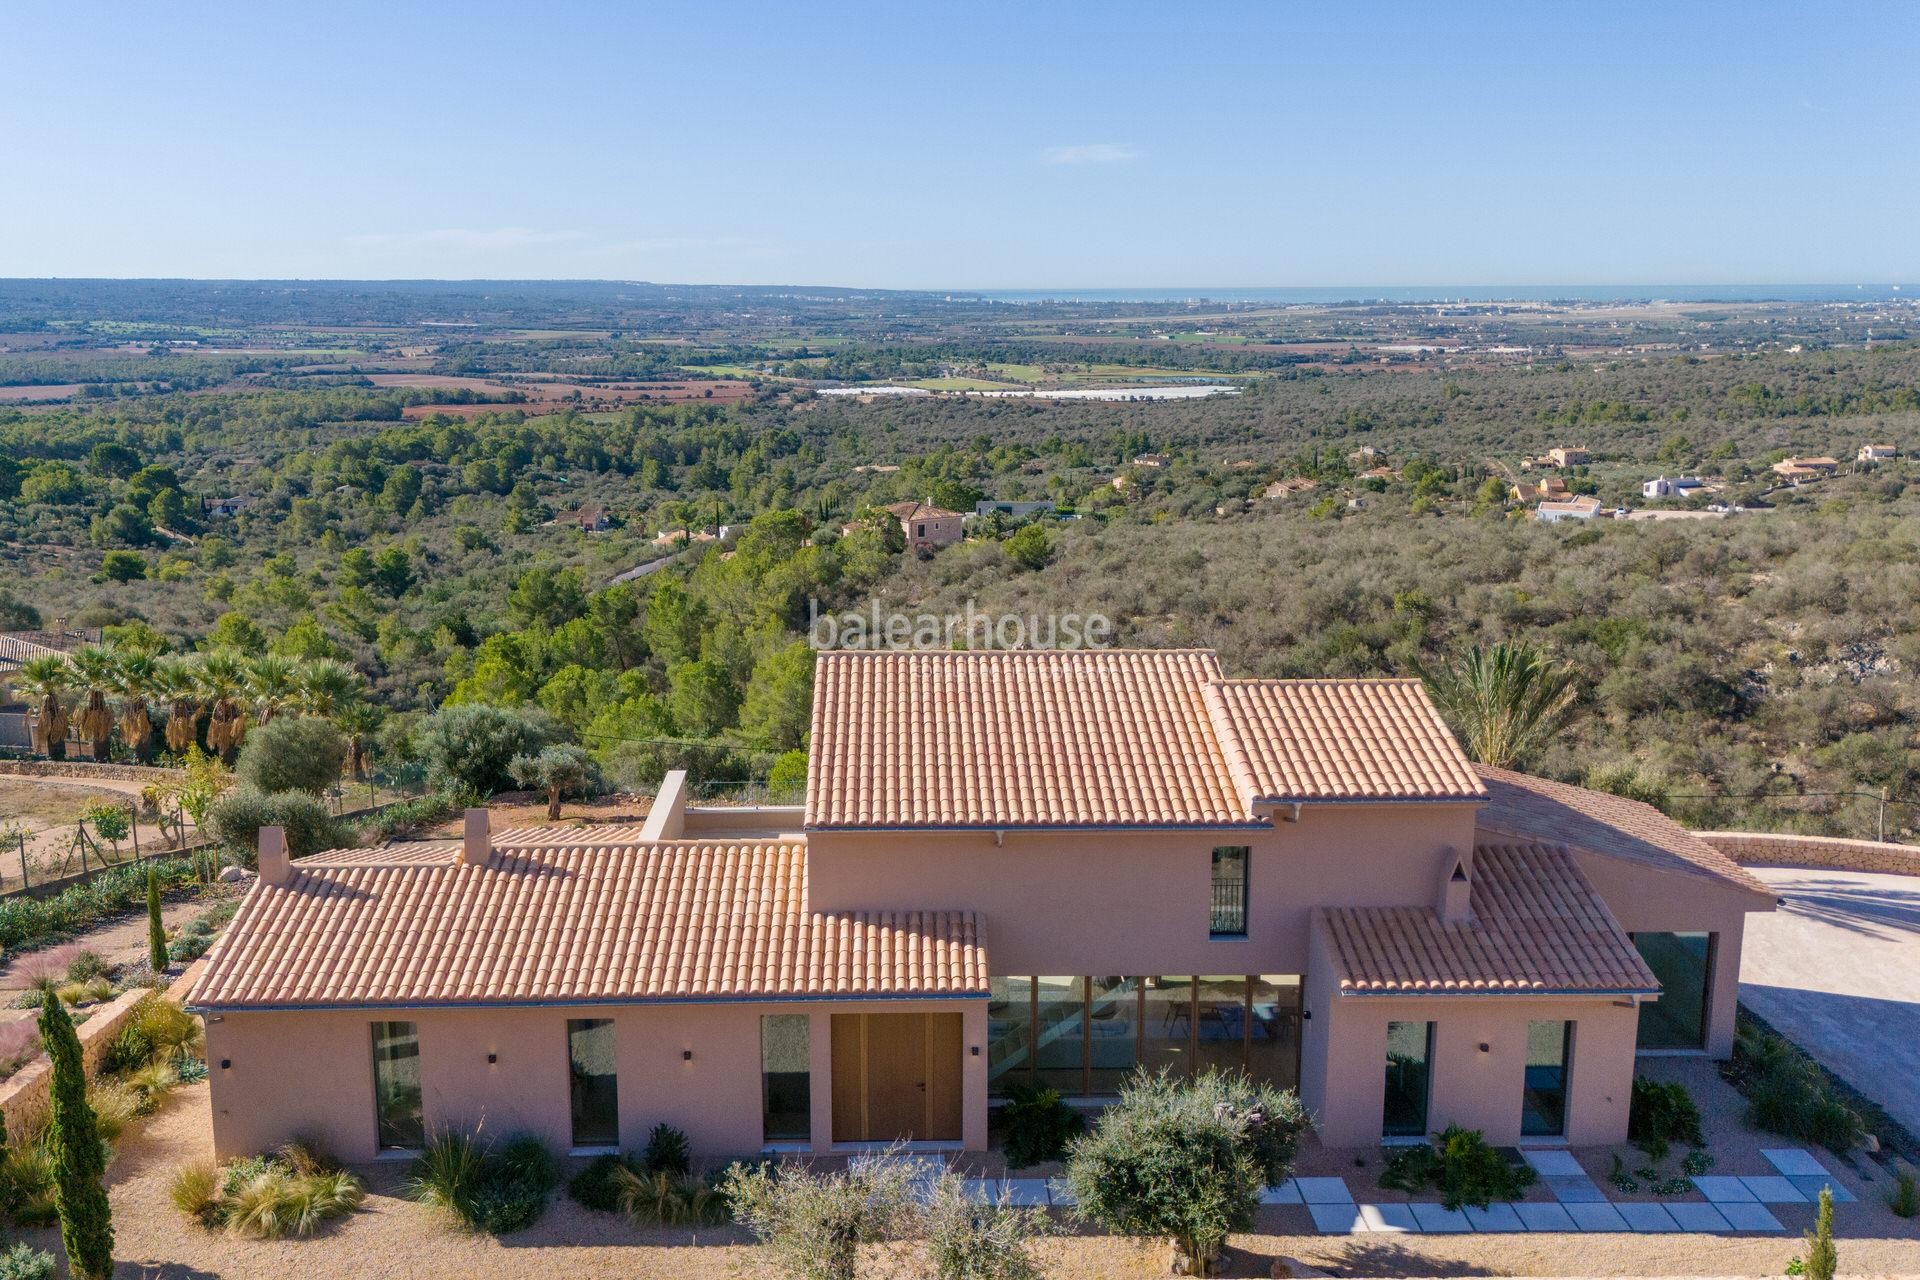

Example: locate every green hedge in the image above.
[0,857,196,955]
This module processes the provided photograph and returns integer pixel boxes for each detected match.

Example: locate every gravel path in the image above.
[13,1071,1919,1279]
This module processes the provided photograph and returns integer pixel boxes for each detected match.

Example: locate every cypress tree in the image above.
[39,991,114,1280]
[1804,1186,1837,1280]
[146,867,168,974]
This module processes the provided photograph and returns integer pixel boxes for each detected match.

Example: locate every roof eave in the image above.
[1336,984,1660,999]
[188,989,992,1015]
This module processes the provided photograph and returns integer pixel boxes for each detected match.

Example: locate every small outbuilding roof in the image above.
[1316,841,1659,996]
[188,837,987,1010]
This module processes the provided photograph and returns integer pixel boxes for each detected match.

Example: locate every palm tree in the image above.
[13,654,72,760]
[196,650,251,763]
[1417,640,1584,771]
[245,655,301,724]
[335,701,380,781]
[68,646,119,762]
[110,650,159,763]
[154,656,202,756]
[295,658,362,718]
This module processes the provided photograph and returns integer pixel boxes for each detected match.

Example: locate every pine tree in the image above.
[146,867,168,974]
[39,991,114,1280]
[1804,1186,1837,1280]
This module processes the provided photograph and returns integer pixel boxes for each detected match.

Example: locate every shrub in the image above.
[0,1244,55,1280]
[507,743,602,818]
[1889,1169,1918,1218]
[1064,1068,1310,1275]
[168,1162,221,1226]
[642,1121,692,1175]
[0,858,194,954]
[723,1154,920,1280]
[412,704,562,797]
[1735,1026,1866,1152]
[102,994,203,1074]
[406,1129,556,1235]
[1630,1077,1704,1160]
[1001,1080,1084,1170]
[0,1137,58,1227]
[85,1079,144,1142]
[613,1167,732,1227]
[568,1152,643,1212]
[208,786,352,859]
[194,1153,364,1239]
[358,790,460,843]
[921,1171,1050,1280]
[235,716,346,796]
[65,950,108,983]
[1375,1125,1536,1210]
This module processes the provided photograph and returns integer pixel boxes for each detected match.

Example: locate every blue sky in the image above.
[4,1,1917,288]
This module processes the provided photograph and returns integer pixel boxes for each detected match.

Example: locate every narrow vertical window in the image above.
[761,1014,810,1143]
[1522,1020,1573,1137]
[1383,1020,1434,1138]
[371,1020,424,1150]
[1210,846,1249,936]
[987,977,1035,1097]
[567,1018,619,1149]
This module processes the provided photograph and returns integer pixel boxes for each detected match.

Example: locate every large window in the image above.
[371,1021,424,1150]
[761,1014,810,1143]
[567,1018,619,1149]
[1522,1020,1572,1137]
[1210,846,1249,936]
[1632,932,1713,1050]
[1383,1020,1433,1138]
[989,974,1302,1097]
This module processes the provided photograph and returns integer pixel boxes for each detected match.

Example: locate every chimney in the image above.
[1437,848,1473,926]
[258,825,290,886]
[639,769,689,842]
[462,808,491,866]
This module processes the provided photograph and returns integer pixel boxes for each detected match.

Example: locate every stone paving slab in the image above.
[1762,1147,1828,1176]
[1692,1175,1758,1202]
[1359,1203,1417,1233]
[1667,1202,1734,1232]
[1615,1202,1680,1232]
[1045,1178,1075,1207]
[1295,1176,1355,1204]
[1000,1178,1051,1206]
[1463,1202,1525,1232]
[1546,1175,1609,1203]
[1564,1201,1630,1232]
[1522,1149,1587,1176]
[1409,1202,1472,1232]
[1740,1175,1808,1203]
[1788,1175,1855,1202]
[1258,1180,1303,1205]
[1308,1201,1368,1233]
[1718,1201,1786,1232]
[1514,1202,1578,1231]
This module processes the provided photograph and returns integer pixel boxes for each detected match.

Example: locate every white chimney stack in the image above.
[640,770,689,841]
[258,825,290,885]
[462,808,491,866]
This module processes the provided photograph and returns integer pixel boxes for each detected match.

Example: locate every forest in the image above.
[3,287,1919,838]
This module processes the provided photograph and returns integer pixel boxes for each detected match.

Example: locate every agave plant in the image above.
[13,653,73,759]
[111,649,160,762]
[246,655,302,724]
[197,649,252,762]
[69,644,120,761]
[295,658,363,718]
[155,655,203,755]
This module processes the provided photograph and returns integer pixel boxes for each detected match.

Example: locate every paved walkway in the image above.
[1740,865,1920,1136]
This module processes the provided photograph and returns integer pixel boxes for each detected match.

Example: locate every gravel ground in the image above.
[17,1065,1920,1279]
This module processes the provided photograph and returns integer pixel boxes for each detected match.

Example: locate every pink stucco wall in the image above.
[204,998,987,1162]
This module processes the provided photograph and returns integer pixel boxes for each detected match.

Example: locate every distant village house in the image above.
[1857,443,1897,462]
[1535,495,1604,523]
[1642,476,1705,500]
[887,499,965,552]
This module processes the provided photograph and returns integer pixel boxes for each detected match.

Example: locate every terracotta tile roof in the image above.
[0,635,74,670]
[885,500,962,521]
[1317,842,1659,995]
[1204,679,1486,804]
[806,649,1253,829]
[1474,765,1769,896]
[188,838,987,1010]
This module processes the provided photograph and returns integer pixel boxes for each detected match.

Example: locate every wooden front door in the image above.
[829,1012,964,1143]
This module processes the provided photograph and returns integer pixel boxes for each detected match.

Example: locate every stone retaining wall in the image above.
[0,758,181,784]
[0,958,206,1145]
[1696,830,1920,876]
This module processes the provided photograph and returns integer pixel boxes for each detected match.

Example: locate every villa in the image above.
[188,649,1771,1164]
[886,499,965,552]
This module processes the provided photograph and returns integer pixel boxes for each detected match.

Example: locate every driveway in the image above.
[1739,865,1920,1136]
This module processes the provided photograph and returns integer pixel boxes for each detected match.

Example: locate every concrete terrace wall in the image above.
[1698,831,1920,877]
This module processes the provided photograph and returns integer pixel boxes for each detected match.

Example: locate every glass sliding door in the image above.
[988,976,1035,1097]
[567,1018,619,1149]
[1247,974,1303,1091]
[761,1014,810,1143]
[1194,975,1250,1075]
[1383,1020,1434,1138]
[1632,932,1713,1050]
[1033,976,1085,1093]
[1139,976,1194,1078]
[371,1021,424,1150]
[1087,976,1139,1093]
[1521,1020,1572,1137]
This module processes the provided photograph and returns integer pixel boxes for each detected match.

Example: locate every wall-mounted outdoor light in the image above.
[487,1053,498,1065]
[220,1059,232,1070]
[682,1049,694,1061]
[1477,1043,1490,1054]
